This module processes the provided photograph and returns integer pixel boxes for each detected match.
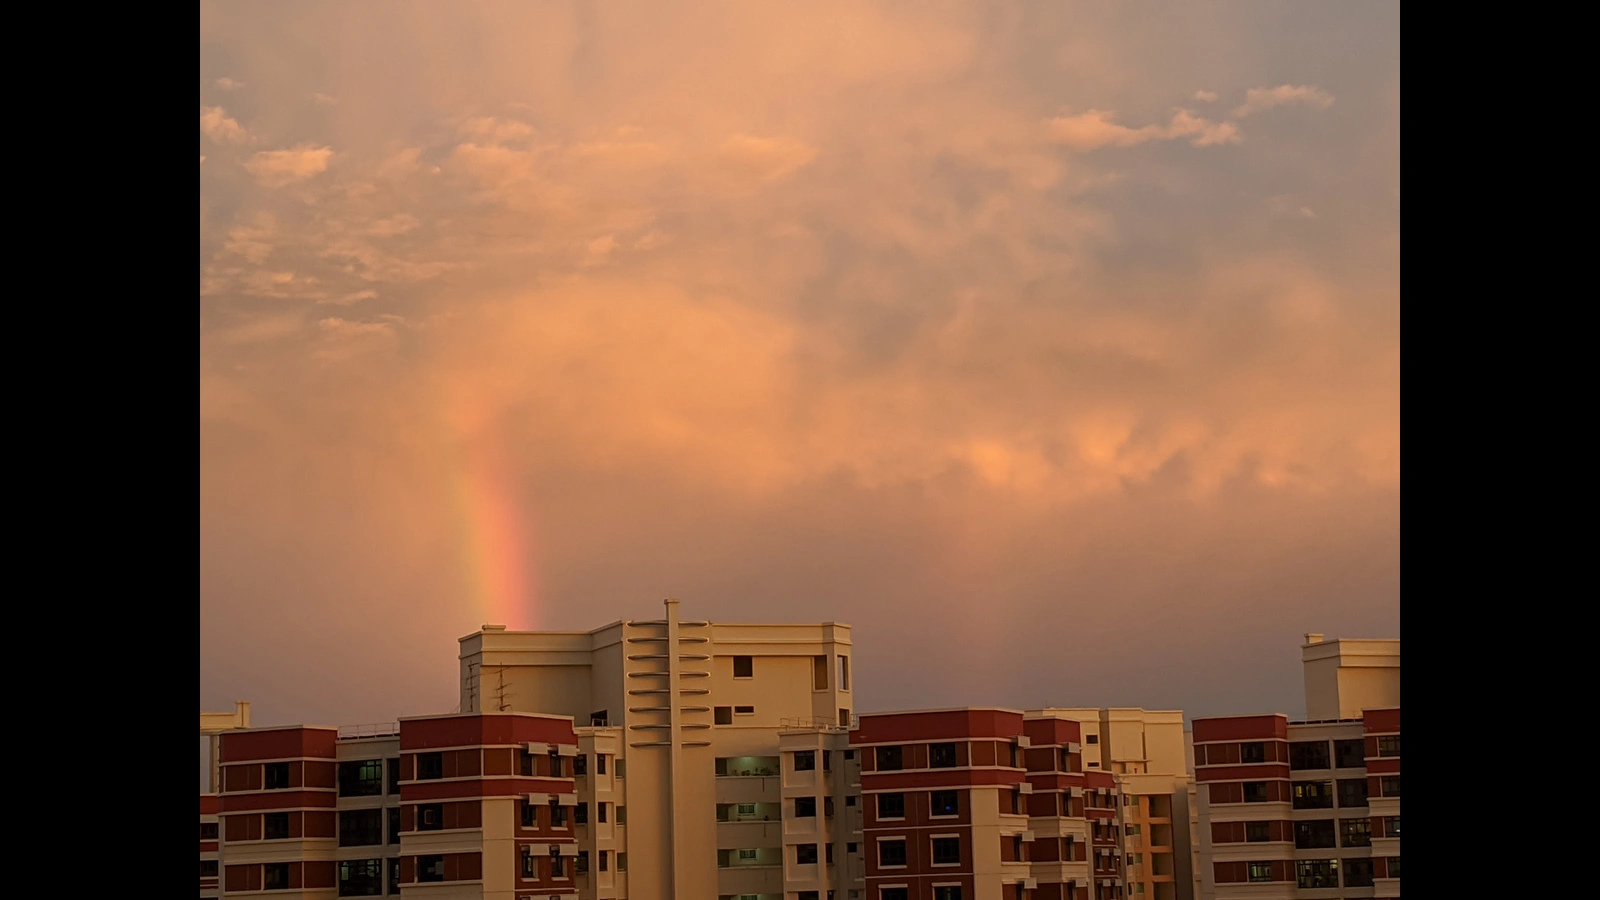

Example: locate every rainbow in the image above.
[455,424,538,630]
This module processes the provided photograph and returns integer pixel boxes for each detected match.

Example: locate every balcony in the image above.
[715,775,783,805]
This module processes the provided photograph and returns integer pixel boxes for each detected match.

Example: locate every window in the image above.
[599,850,609,871]
[519,750,534,777]
[339,809,383,846]
[1337,777,1368,808]
[576,851,590,874]
[618,852,627,871]
[264,763,291,790]
[387,858,400,894]
[521,799,539,828]
[549,753,564,778]
[797,843,819,864]
[1380,776,1401,797]
[1245,821,1270,842]
[417,753,443,781]
[930,789,959,817]
[1289,741,1330,770]
[339,760,383,797]
[846,796,856,806]
[200,822,219,840]
[934,886,962,900]
[1386,856,1400,878]
[552,804,569,828]
[1247,861,1274,883]
[615,759,625,778]
[824,751,833,772]
[827,843,835,863]
[735,705,755,716]
[883,890,909,900]
[1292,781,1334,809]
[844,749,855,760]
[597,803,607,823]
[200,860,218,877]
[387,807,400,844]
[596,754,606,775]
[877,746,903,770]
[739,849,758,861]
[574,754,588,776]
[1340,817,1371,847]
[574,802,588,824]
[715,706,733,725]
[814,655,829,690]
[1343,857,1375,887]
[734,655,753,677]
[387,758,400,793]
[932,836,960,864]
[839,656,850,690]
[1243,782,1269,803]
[930,742,957,768]
[1295,859,1337,889]
[1377,735,1400,757]
[1086,734,1098,744]
[1387,816,1401,836]
[848,842,858,852]
[264,862,290,890]
[551,854,566,877]
[879,839,907,867]
[418,803,444,831]
[590,710,609,726]
[796,796,817,817]
[795,751,816,771]
[338,858,383,896]
[801,893,820,900]
[1334,738,1365,768]
[617,806,626,824]
[1239,742,1265,763]
[264,812,290,840]
[1293,819,1335,849]
[877,792,905,819]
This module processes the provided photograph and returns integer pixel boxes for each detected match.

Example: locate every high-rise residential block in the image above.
[456,598,856,899]
[1032,709,1199,900]
[1193,635,1399,900]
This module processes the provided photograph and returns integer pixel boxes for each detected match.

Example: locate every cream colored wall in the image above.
[458,613,852,900]
[1335,666,1400,719]
[1301,655,1344,720]
[1301,638,1399,720]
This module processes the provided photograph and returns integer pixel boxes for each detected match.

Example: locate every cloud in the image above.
[583,234,617,266]
[1047,108,1239,150]
[200,106,249,144]
[1233,84,1335,117]
[368,214,420,237]
[215,77,244,91]
[1193,90,1218,102]
[716,134,818,182]
[319,290,380,306]
[313,92,339,106]
[244,145,333,187]
[458,117,534,144]
[199,1,1398,729]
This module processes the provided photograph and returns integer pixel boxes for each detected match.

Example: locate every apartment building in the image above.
[1194,635,1399,900]
[457,598,857,900]
[1032,710,1199,900]
[213,711,636,898]
[204,702,253,898]
[835,707,1127,900]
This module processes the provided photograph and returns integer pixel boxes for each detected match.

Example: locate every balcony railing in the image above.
[778,716,856,733]
[338,723,401,740]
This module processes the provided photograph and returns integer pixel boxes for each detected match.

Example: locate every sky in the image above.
[199,1,1399,730]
